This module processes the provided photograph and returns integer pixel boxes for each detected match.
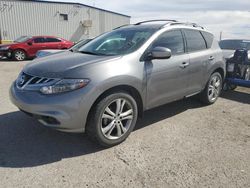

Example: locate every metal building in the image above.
[0,0,130,43]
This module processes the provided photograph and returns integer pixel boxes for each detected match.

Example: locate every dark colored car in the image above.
[0,36,73,61]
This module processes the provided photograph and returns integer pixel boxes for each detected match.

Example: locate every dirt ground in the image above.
[0,60,249,188]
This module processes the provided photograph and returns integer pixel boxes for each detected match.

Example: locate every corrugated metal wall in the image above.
[0,0,130,42]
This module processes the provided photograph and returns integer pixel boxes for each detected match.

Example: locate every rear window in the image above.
[184,29,207,52]
[219,40,250,50]
[201,31,214,48]
[46,38,61,42]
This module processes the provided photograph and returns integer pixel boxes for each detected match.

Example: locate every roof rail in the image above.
[169,22,205,29]
[113,24,131,30]
[135,19,177,25]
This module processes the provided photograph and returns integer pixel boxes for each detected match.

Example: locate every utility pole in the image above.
[219,31,223,41]
[0,28,2,44]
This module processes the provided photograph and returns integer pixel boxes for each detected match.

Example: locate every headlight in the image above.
[0,46,10,50]
[40,79,90,94]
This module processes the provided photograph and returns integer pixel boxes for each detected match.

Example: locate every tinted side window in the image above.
[34,38,45,43]
[184,29,206,52]
[201,32,214,48]
[46,38,61,42]
[152,30,184,55]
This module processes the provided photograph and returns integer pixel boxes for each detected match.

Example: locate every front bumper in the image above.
[0,50,12,58]
[9,82,94,133]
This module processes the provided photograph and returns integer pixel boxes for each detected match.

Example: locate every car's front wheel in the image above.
[13,50,27,61]
[200,72,222,104]
[87,92,138,147]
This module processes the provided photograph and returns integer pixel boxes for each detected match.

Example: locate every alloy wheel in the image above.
[101,98,134,140]
[15,51,26,61]
[208,75,221,102]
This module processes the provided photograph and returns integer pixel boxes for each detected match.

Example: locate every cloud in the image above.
[44,0,250,39]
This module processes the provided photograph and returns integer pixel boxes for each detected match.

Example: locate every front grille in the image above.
[16,72,56,89]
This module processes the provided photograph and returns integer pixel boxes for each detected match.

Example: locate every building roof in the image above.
[11,0,131,18]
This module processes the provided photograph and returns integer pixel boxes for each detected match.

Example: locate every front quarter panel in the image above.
[63,53,146,129]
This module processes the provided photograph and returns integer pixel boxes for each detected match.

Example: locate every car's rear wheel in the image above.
[13,50,26,61]
[87,92,138,147]
[200,72,222,104]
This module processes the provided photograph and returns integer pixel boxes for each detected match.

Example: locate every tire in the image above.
[244,67,250,81]
[200,72,222,105]
[13,50,27,61]
[223,82,237,91]
[86,92,138,147]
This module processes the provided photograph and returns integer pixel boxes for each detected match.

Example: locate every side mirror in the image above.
[148,47,172,60]
[27,42,33,46]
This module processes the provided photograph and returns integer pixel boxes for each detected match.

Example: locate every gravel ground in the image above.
[0,60,250,188]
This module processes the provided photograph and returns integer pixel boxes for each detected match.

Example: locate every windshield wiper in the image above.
[79,51,100,55]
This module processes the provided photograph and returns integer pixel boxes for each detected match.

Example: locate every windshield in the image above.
[78,27,157,56]
[219,40,250,50]
[14,36,32,43]
[70,39,92,51]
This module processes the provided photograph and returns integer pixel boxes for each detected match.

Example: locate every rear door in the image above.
[183,29,214,95]
[45,37,63,49]
[145,29,190,109]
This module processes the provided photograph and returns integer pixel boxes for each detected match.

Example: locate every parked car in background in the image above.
[36,39,92,58]
[0,36,73,61]
[219,39,250,60]
[219,40,250,90]
[10,20,225,146]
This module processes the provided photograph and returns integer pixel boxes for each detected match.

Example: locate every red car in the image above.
[0,36,73,61]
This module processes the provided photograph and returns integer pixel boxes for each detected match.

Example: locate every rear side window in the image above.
[152,30,184,55]
[201,32,214,48]
[184,29,207,52]
[33,38,45,43]
[46,38,62,42]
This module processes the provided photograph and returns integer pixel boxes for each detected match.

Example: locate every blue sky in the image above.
[44,0,250,39]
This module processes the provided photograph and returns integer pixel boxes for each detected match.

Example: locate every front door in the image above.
[28,37,46,57]
[145,30,190,109]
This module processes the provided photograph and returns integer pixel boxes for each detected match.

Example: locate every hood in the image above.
[24,51,121,78]
[222,49,235,59]
[0,43,20,49]
[0,44,11,48]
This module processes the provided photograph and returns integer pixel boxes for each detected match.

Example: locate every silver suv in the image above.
[10,20,225,146]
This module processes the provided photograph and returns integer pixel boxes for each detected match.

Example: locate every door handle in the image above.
[180,62,190,69]
[208,56,215,61]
